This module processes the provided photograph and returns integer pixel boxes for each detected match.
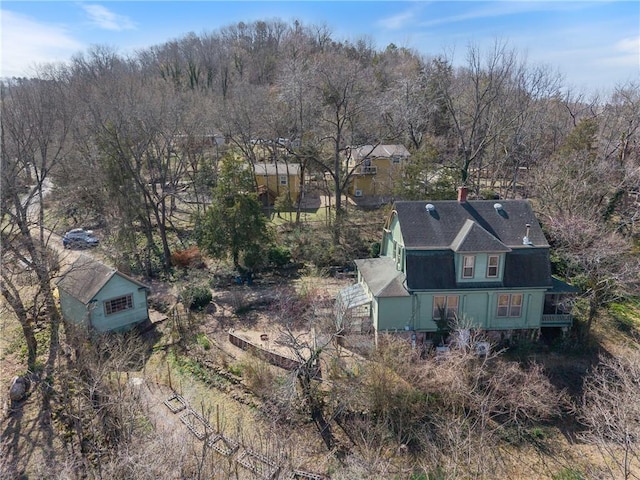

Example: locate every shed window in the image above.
[497,293,523,317]
[279,175,288,186]
[104,294,133,315]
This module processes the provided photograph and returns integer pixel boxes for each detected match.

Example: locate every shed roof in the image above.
[354,257,409,298]
[57,255,148,305]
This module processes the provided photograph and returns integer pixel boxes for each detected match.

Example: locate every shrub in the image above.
[268,245,292,266]
[552,468,585,480]
[171,246,204,269]
[196,333,211,350]
[241,356,276,398]
[181,285,212,311]
[480,188,499,200]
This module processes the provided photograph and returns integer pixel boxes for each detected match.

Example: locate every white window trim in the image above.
[497,293,523,318]
[487,255,499,278]
[462,255,475,278]
[433,295,460,320]
[104,294,134,316]
[279,175,288,186]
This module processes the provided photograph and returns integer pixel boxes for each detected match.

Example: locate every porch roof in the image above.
[547,277,579,294]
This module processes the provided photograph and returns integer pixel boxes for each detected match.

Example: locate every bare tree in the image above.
[306,51,377,243]
[545,215,639,338]
[437,41,544,193]
[0,70,71,372]
[581,351,640,480]
[56,330,150,476]
[85,70,196,273]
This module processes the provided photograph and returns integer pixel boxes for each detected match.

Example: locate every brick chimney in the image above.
[457,186,468,203]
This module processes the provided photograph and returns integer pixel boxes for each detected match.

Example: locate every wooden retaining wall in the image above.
[228,330,302,371]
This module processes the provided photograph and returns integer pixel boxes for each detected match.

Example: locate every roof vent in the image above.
[522,223,533,245]
[493,203,503,211]
[425,203,435,212]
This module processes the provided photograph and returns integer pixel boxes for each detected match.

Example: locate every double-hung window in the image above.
[433,295,459,320]
[104,294,133,315]
[462,255,475,278]
[497,293,523,317]
[279,175,288,186]
[487,255,499,278]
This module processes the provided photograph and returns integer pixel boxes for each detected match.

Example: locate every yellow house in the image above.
[253,162,302,206]
[347,144,410,198]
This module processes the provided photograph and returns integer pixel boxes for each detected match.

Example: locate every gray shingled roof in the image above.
[450,219,511,253]
[354,257,409,298]
[57,255,148,305]
[405,252,457,290]
[395,200,549,250]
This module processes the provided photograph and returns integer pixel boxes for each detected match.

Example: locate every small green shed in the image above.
[57,255,150,333]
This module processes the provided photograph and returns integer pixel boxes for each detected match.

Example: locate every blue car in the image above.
[62,228,99,249]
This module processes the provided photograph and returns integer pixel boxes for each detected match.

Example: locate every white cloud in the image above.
[0,10,84,78]
[586,34,640,78]
[418,2,584,29]
[81,4,135,31]
[378,10,418,30]
[609,35,640,66]
[377,4,426,30]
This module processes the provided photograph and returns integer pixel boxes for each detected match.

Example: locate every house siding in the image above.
[375,289,547,333]
[455,253,505,283]
[58,291,91,329]
[375,297,413,331]
[90,274,148,332]
[254,163,302,204]
[348,145,409,197]
[350,198,565,337]
[381,214,401,257]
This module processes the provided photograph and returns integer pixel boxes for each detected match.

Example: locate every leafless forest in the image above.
[2,19,640,479]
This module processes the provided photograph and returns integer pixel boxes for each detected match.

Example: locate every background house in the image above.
[254,162,302,206]
[347,144,410,198]
[341,187,575,344]
[57,255,150,333]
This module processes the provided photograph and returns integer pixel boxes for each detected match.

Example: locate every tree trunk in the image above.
[1,278,38,370]
[298,362,335,450]
[584,296,599,340]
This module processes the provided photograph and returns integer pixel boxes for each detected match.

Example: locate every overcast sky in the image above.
[1,1,638,95]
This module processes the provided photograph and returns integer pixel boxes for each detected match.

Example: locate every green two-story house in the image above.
[342,188,574,343]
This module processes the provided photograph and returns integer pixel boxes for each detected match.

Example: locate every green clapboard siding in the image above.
[91,274,148,332]
[59,291,91,328]
[60,272,148,333]
[376,297,413,331]
[375,289,547,332]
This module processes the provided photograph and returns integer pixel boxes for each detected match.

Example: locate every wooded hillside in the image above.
[2,19,640,479]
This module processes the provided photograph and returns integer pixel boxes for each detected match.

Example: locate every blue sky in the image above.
[1,1,638,94]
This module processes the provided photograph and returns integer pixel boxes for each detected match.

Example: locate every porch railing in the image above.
[541,314,573,327]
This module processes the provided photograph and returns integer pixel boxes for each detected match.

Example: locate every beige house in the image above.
[347,144,410,198]
[254,162,302,206]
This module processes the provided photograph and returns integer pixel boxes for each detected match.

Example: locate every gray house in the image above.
[57,255,150,333]
[339,187,575,342]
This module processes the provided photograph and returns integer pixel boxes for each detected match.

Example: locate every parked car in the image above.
[62,228,99,249]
